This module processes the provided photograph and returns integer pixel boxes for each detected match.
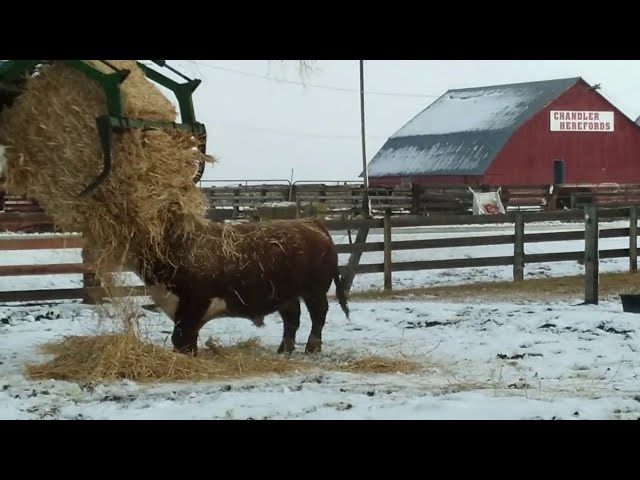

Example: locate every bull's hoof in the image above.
[277,338,295,355]
[251,316,265,328]
[173,342,198,357]
[204,337,221,355]
[174,347,198,357]
[304,337,322,354]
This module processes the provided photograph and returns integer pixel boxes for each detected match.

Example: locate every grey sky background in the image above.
[162,60,640,185]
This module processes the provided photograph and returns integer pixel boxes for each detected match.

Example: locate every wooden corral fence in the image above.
[0,206,636,305]
[0,234,145,303]
[0,189,53,233]
[333,205,636,305]
[199,181,640,220]
[4,182,640,229]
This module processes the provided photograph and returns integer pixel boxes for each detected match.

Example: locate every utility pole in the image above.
[359,60,370,217]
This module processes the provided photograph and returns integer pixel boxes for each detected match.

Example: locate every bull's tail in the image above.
[334,272,350,321]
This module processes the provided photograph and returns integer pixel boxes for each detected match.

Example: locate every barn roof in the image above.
[365,77,582,178]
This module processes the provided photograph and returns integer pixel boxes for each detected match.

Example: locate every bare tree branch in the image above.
[296,60,316,81]
[268,60,317,83]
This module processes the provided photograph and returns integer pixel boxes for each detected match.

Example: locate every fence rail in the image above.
[332,205,633,305]
[0,234,144,303]
[6,182,640,229]
[202,182,640,220]
[0,206,635,304]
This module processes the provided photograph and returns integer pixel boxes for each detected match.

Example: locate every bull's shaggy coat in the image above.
[130,216,350,356]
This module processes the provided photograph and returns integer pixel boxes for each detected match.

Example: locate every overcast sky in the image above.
[162,60,640,186]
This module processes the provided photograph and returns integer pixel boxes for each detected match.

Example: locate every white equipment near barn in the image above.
[469,187,506,215]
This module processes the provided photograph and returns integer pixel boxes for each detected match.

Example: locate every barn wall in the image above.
[369,175,483,187]
[485,81,640,185]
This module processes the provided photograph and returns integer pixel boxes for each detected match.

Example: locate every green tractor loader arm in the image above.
[0,60,208,196]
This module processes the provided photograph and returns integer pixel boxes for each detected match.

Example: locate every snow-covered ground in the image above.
[1,296,639,419]
[1,219,639,420]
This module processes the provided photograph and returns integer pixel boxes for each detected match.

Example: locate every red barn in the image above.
[365,77,640,187]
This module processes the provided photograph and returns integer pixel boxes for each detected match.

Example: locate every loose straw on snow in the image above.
[25,332,424,384]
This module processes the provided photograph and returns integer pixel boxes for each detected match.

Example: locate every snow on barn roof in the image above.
[366,77,581,178]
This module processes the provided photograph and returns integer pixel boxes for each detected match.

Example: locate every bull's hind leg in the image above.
[303,293,329,354]
[277,298,301,354]
[172,295,210,356]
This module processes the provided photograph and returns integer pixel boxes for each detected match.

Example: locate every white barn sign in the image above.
[550,110,614,132]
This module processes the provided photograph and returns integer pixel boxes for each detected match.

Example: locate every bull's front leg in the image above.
[172,295,210,356]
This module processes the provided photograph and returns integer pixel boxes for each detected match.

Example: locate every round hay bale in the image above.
[0,60,213,272]
[85,60,177,121]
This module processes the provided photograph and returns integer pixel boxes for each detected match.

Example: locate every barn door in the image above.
[553,159,565,185]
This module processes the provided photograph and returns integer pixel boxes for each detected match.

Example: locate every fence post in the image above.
[295,195,301,219]
[233,187,240,219]
[81,239,100,305]
[383,209,392,291]
[411,184,421,215]
[630,206,637,273]
[342,225,370,294]
[513,212,525,281]
[584,205,599,305]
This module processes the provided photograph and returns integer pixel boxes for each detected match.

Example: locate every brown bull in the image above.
[128,217,350,356]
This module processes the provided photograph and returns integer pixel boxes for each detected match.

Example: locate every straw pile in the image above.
[0,60,212,275]
[25,331,423,383]
[26,334,306,383]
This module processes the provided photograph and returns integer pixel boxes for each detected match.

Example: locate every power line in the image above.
[207,120,389,140]
[139,60,394,141]
[191,61,441,99]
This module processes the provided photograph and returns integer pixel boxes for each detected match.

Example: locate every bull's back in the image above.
[218,220,337,310]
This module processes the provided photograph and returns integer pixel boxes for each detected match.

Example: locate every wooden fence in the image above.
[5,182,640,229]
[0,206,636,304]
[0,189,52,232]
[0,235,145,303]
[332,205,635,305]
[199,182,640,220]
[200,182,414,220]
